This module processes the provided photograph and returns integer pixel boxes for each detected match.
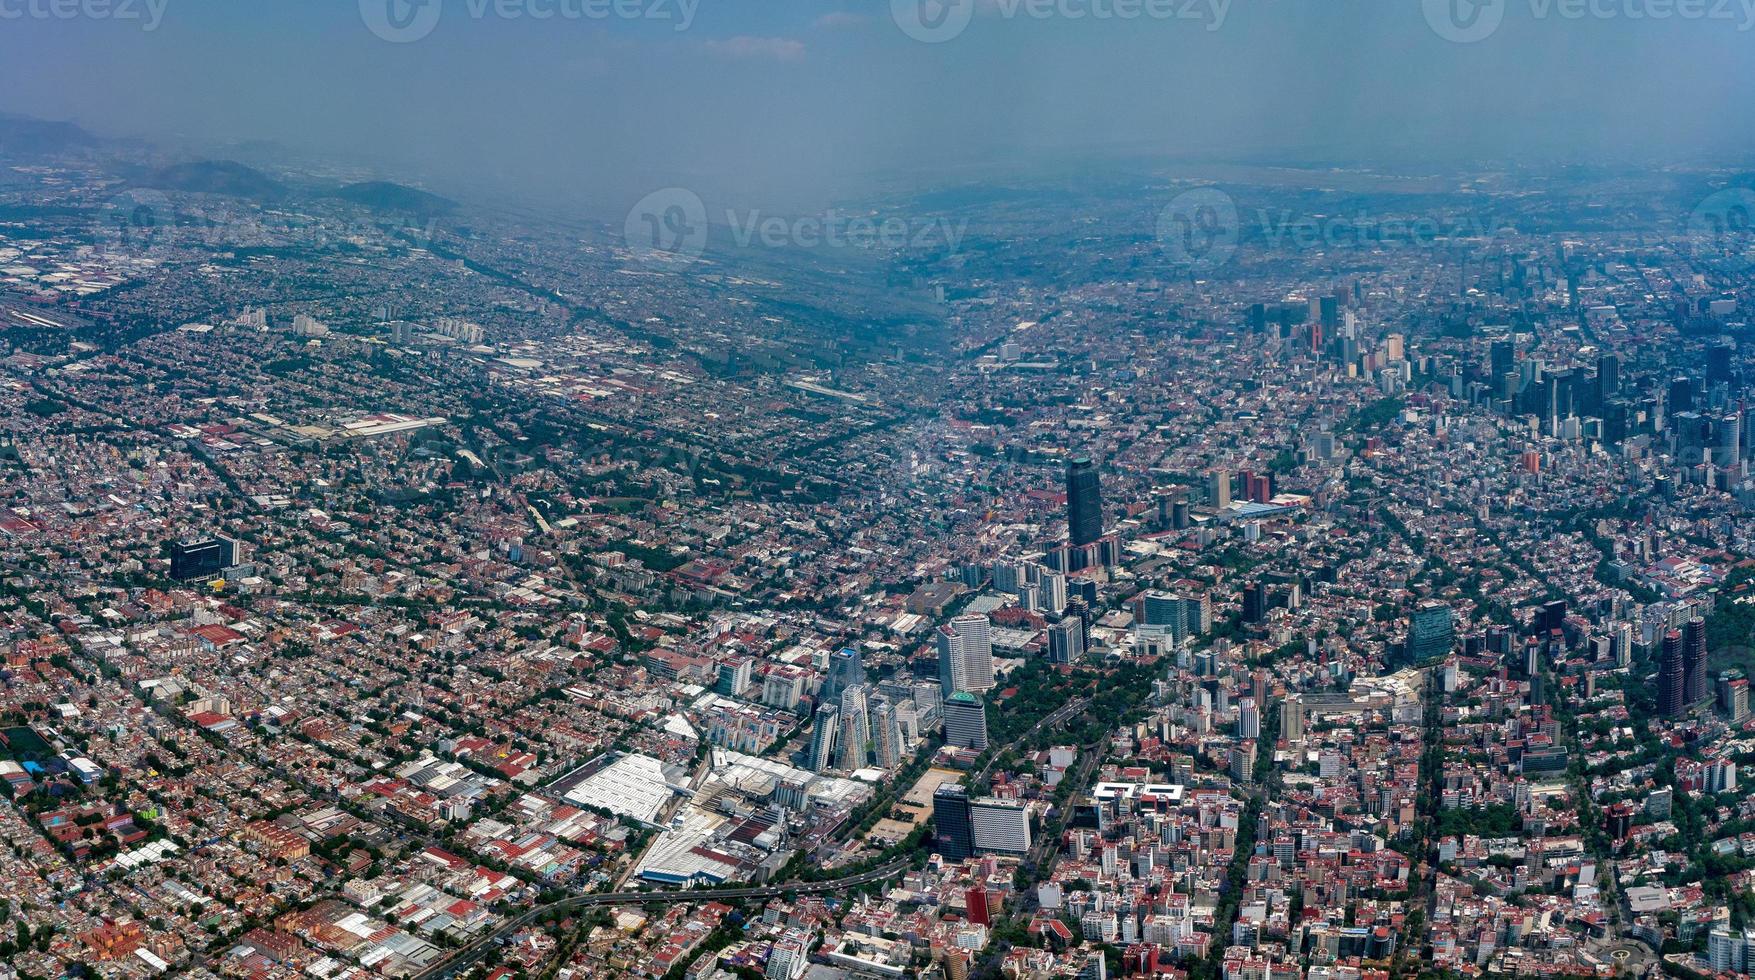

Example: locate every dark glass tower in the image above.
[1684,617,1708,706]
[1659,629,1686,718]
[933,784,974,862]
[1066,457,1104,547]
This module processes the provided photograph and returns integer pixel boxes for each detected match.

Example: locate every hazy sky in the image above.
[3,0,1754,212]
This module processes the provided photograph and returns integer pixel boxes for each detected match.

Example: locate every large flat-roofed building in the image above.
[970,798,1031,856]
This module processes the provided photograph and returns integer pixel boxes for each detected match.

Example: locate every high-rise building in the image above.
[1242,582,1267,624]
[1209,469,1232,509]
[167,537,238,581]
[767,937,808,980]
[937,615,995,695]
[933,785,975,861]
[807,704,840,772]
[943,691,989,750]
[1067,457,1105,547]
[1281,696,1305,743]
[1046,618,1085,664]
[838,685,870,771]
[871,697,902,768]
[1659,629,1686,718]
[716,658,753,697]
[820,647,866,707]
[1041,571,1069,615]
[1407,602,1456,664]
[1685,616,1709,706]
[1141,592,1189,638]
[970,797,1032,855]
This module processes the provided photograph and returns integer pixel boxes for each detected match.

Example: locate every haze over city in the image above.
[0,3,1753,980]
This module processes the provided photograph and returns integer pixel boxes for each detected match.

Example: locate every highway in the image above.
[412,856,913,979]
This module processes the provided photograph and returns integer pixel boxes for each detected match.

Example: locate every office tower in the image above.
[871,697,902,768]
[1490,338,1515,379]
[716,658,753,697]
[1067,457,1105,547]
[1047,617,1085,664]
[820,647,866,706]
[933,785,975,861]
[937,615,995,695]
[1141,592,1190,637]
[943,691,990,750]
[1242,582,1267,624]
[838,685,870,771]
[1716,413,1743,468]
[1659,630,1686,718]
[167,537,237,581]
[1281,696,1305,742]
[970,797,1032,855]
[1407,602,1456,663]
[1685,616,1709,706]
[807,703,840,772]
[1209,469,1232,509]
[911,680,944,726]
[1597,353,1620,400]
[1707,339,1736,384]
[1670,376,1695,416]
[1540,600,1567,635]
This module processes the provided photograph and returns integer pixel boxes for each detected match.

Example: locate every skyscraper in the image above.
[838,685,870,771]
[807,703,839,772]
[1242,582,1267,624]
[1659,629,1686,718]
[932,785,974,861]
[1067,457,1104,547]
[937,615,995,695]
[1685,616,1709,706]
[1407,602,1456,664]
[820,647,866,707]
[943,691,989,750]
[870,697,902,768]
[1046,617,1085,664]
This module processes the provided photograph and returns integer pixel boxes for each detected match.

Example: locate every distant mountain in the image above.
[142,160,287,201]
[325,181,455,216]
[0,113,98,156]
